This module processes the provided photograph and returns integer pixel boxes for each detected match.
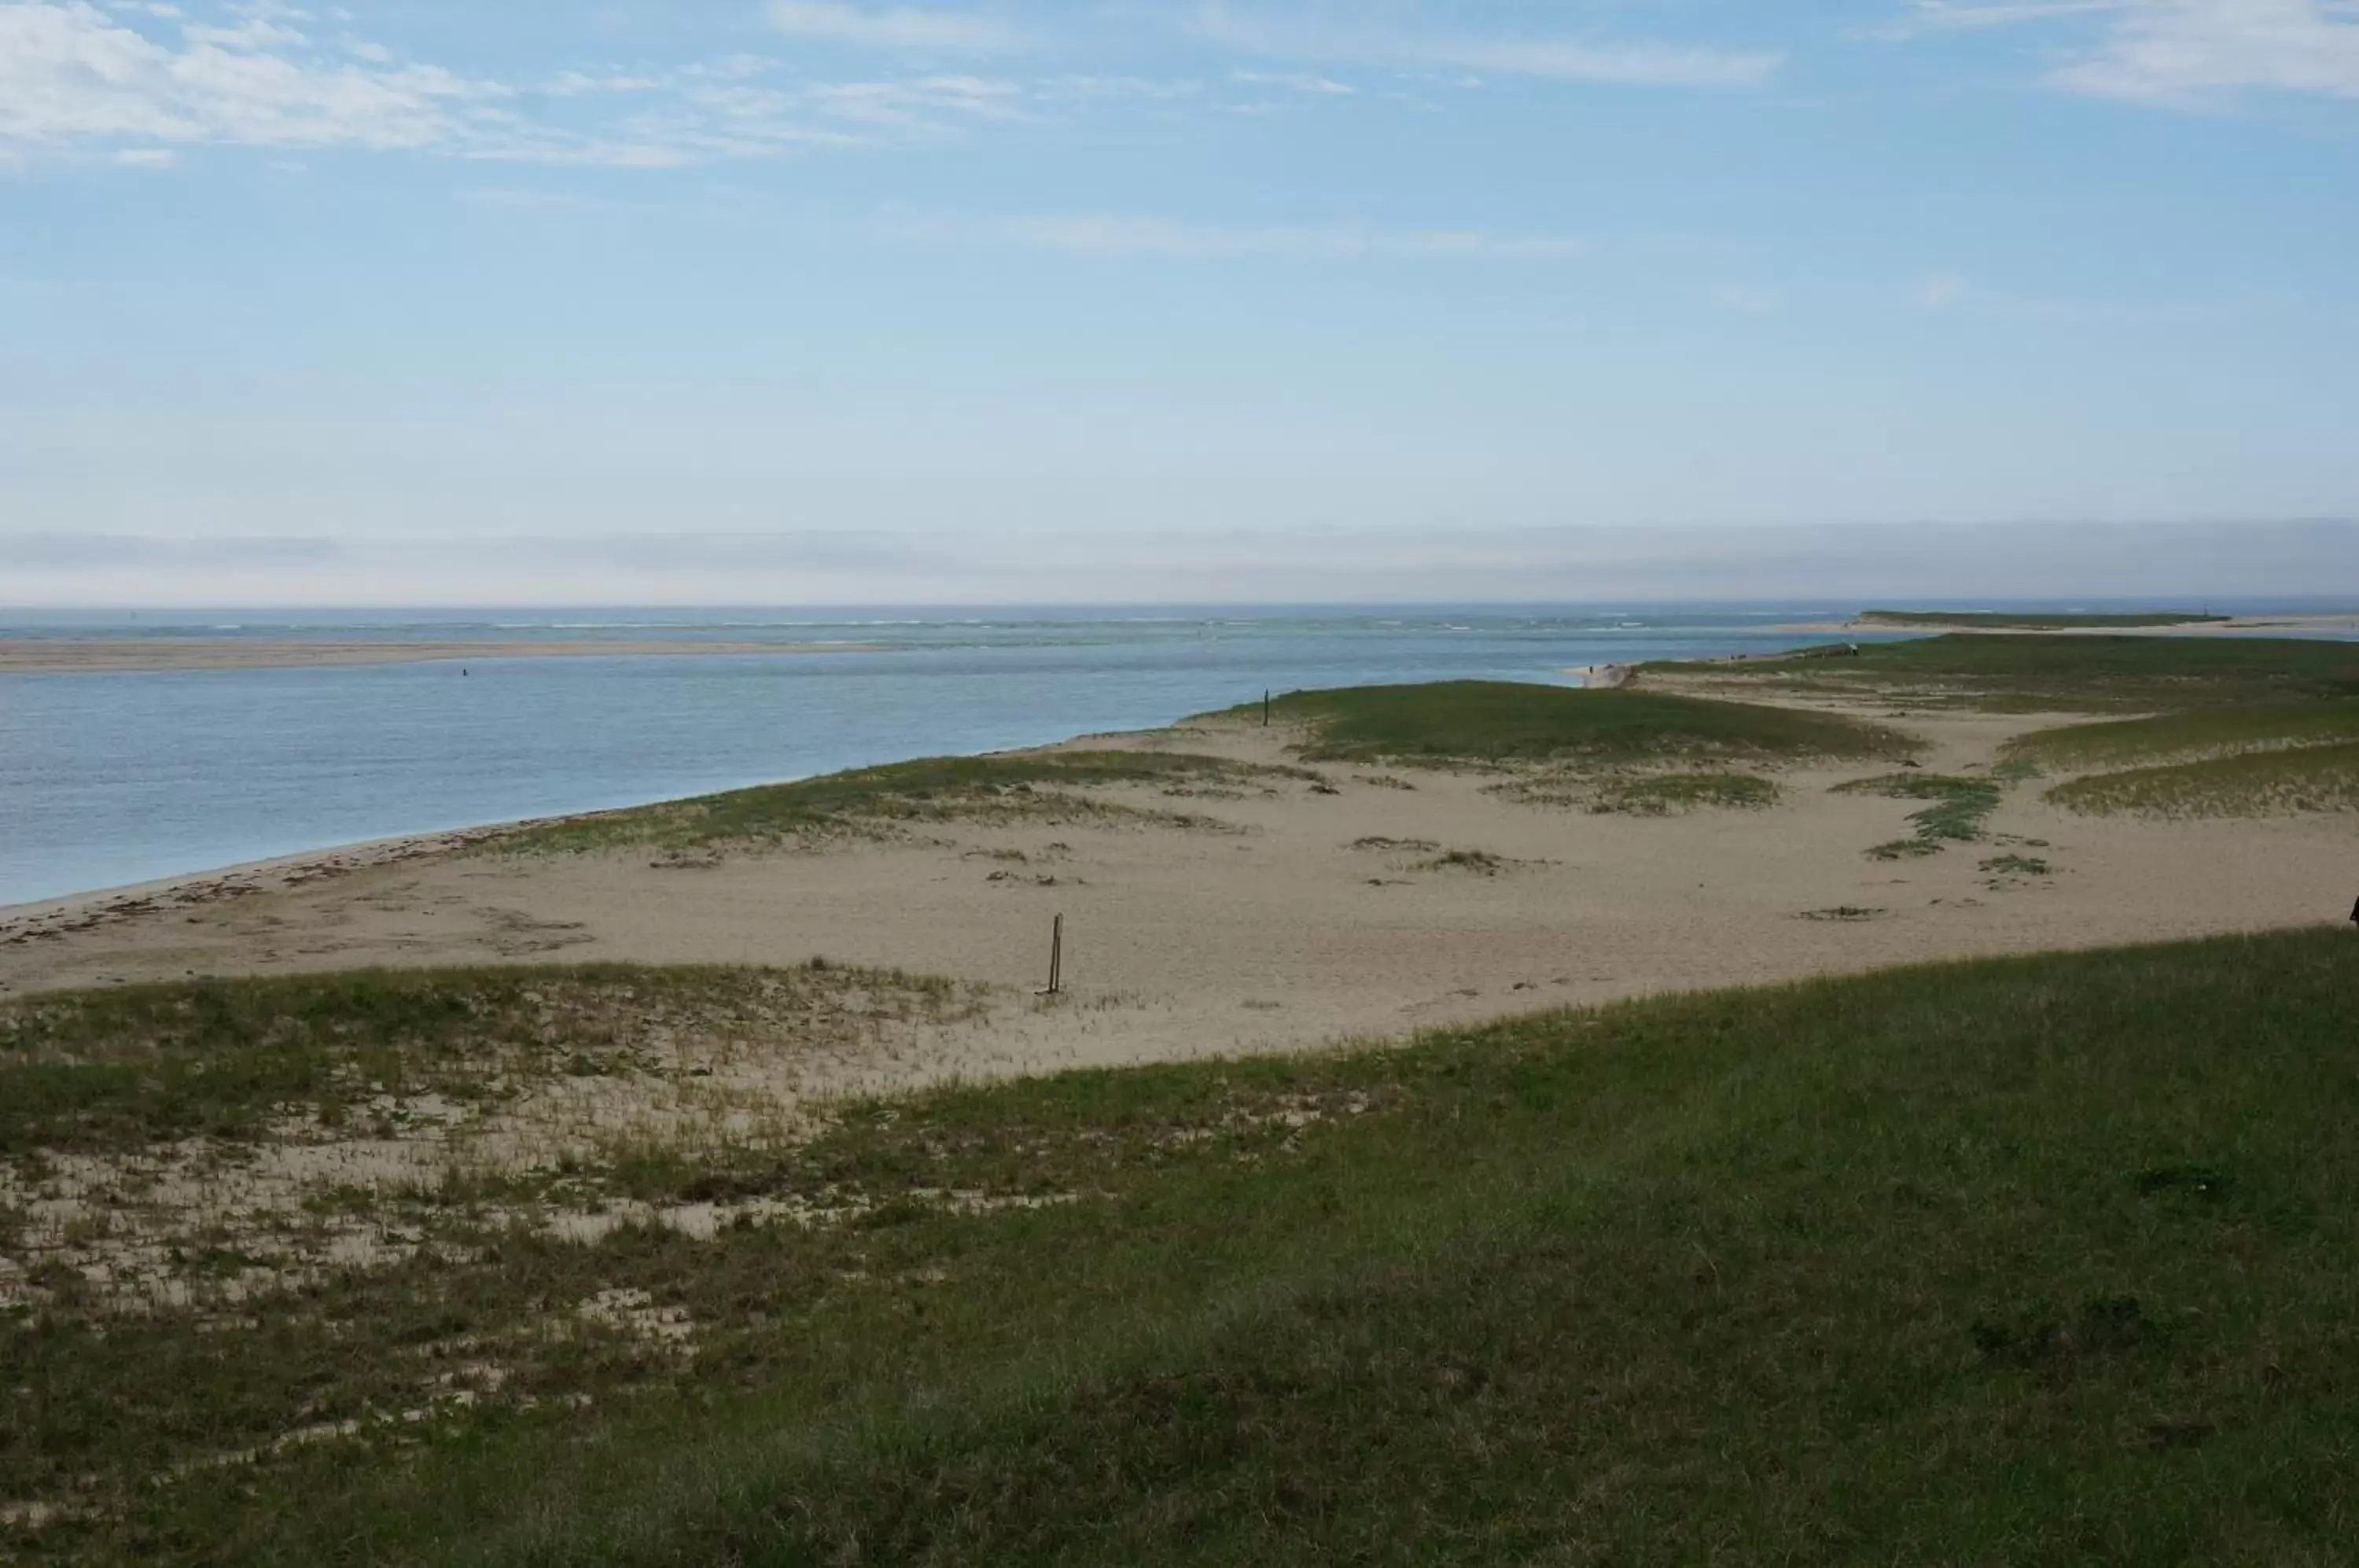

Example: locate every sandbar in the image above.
[0,639,889,674]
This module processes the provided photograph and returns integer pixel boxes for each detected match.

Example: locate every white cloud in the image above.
[0,2,1043,165]
[907,213,1589,261]
[1231,69,1354,95]
[1894,1,2359,103]
[804,75,1027,126]
[0,1,506,153]
[1194,4,1783,88]
[767,2,1020,53]
[1044,75,1204,101]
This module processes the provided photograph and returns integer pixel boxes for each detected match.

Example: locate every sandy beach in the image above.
[0,639,885,674]
[6,694,2347,1108]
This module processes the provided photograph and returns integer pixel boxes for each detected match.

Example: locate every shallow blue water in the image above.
[1,602,2332,907]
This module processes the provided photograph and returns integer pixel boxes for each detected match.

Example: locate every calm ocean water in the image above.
[0,602,2333,907]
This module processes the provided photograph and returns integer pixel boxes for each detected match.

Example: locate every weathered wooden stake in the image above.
[1046,913,1064,995]
[1263,689,1272,727]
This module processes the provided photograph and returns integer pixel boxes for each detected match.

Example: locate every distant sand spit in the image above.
[1764,613,2359,638]
[0,639,886,674]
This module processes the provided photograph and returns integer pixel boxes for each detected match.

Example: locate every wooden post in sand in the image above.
[1263,690,1272,727]
[1045,913,1065,996]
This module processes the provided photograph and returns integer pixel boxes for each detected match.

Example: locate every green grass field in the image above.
[1219,681,1908,766]
[10,931,2359,1563]
[1646,634,2359,713]
[490,752,1297,854]
[1859,610,2228,631]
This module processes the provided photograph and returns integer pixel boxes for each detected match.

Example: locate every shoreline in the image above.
[0,639,889,675]
[0,826,508,946]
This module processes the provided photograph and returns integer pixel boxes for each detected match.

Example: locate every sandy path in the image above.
[6,704,2353,1108]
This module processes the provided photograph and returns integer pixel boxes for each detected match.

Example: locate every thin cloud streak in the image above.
[767,2,1023,53]
[1891,0,2359,104]
[0,2,1032,166]
[897,212,1590,261]
[1193,3,1784,87]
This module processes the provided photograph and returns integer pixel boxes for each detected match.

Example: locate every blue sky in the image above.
[3,2,2357,602]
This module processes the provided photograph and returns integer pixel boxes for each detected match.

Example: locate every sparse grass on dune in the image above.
[1489,768,1783,815]
[1646,634,2359,713]
[2004,700,2359,772]
[489,752,1286,855]
[2046,739,2359,819]
[1209,681,1908,767]
[13,933,2359,1562]
[0,965,977,1158]
[1587,770,1781,815]
[1834,772,2005,856]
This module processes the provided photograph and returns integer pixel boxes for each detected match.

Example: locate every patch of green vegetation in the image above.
[1835,773,2005,857]
[1348,836,1438,854]
[1866,837,1943,861]
[0,964,977,1158]
[1647,635,2359,714]
[1860,610,2228,630]
[1414,848,1512,875]
[2004,700,2359,772]
[16,932,2359,1562]
[491,752,1279,855]
[1798,906,1886,922]
[2045,739,2359,819]
[1587,771,1780,815]
[1979,855,2055,884]
[1207,681,1908,767]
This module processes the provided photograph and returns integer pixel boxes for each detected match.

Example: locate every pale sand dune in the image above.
[3,704,2349,1112]
[0,639,883,673]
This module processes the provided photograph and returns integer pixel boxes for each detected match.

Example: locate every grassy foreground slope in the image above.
[17,932,2359,1562]
[1219,680,1908,764]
